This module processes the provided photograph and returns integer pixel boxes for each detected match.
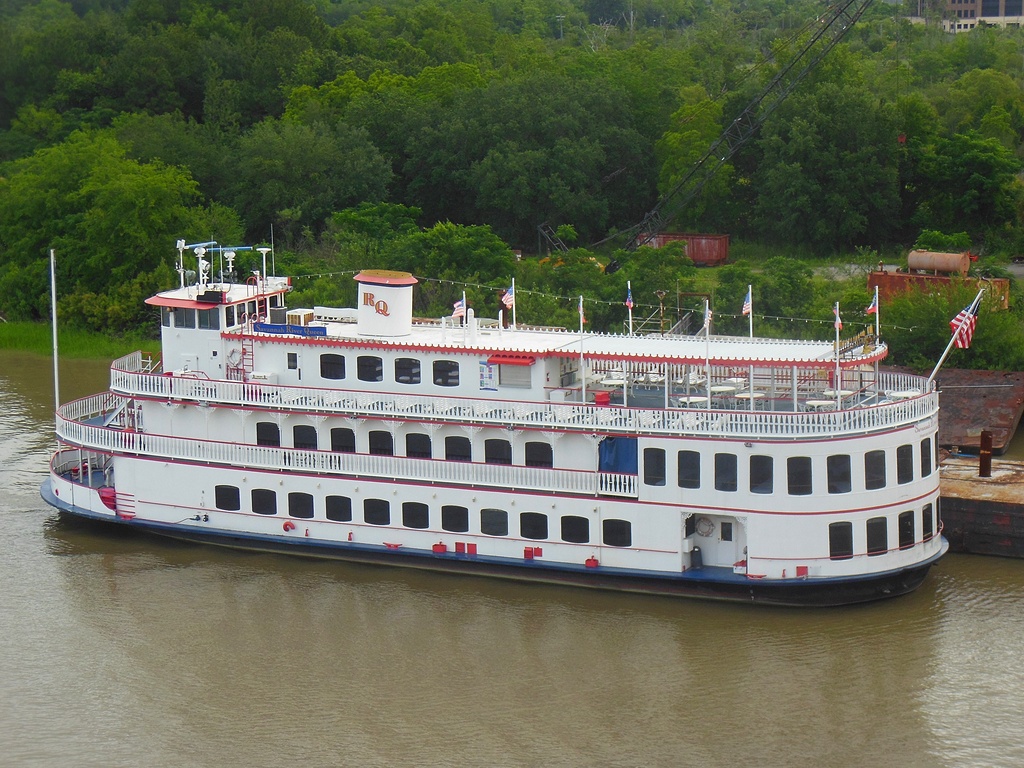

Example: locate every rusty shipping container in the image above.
[645,233,729,266]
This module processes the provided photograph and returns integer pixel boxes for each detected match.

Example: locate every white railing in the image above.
[55,406,638,498]
[108,353,936,440]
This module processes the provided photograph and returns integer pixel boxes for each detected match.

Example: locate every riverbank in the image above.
[0,320,158,360]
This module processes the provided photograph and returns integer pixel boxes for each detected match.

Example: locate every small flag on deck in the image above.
[865,294,878,315]
[833,303,843,331]
[741,288,752,316]
[452,298,466,318]
[578,295,586,325]
[625,287,634,310]
[950,304,978,348]
[501,286,514,309]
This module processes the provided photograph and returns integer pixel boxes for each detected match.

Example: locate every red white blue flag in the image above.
[452,298,466,318]
[501,286,514,309]
[950,304,977,348]
[578,295,586,325]
[625,287,634,310]
[741,288,752,316]
[833,303,842,331]
[865,294,878,315]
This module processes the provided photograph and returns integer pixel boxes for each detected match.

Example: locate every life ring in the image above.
[696,516,715,537]
[227,348,242,366]
[282,521,296,532]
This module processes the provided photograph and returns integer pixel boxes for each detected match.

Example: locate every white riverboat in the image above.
[42,245,948,605]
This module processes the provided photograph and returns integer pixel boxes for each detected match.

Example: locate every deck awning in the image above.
[488,354,536,366]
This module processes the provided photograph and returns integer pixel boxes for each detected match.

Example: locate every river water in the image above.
[3,349,1024,767]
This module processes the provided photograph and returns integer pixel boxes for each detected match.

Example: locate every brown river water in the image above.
[3,349,1024,767]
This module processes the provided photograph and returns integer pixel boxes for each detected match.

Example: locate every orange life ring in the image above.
[282,521,296,532]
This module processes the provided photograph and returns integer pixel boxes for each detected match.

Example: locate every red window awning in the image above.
[487,354,536,366]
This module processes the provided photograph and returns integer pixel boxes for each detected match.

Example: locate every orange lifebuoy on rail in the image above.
[283,521,296,532]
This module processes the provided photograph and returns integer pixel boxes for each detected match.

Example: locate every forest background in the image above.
[2,0,1024,370]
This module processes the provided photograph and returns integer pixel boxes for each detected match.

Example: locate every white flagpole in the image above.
[462,290,467,344]
[834,301,842,410]
[511,277,517,328]
[747,284,754,410]
[50,249,60,424]
[704,299,711,407]
[872,285,880,389]
[928,288,985,385]
[627,280,634,336]
[579,295,586,404]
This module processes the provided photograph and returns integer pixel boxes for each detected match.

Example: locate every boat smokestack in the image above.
[354,270,418,337]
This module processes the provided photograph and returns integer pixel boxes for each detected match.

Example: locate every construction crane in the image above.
[539,0,877,270]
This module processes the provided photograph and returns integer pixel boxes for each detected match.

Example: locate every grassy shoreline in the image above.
[0,321,159,360]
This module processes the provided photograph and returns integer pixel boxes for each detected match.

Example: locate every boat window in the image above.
[685,515,696,537]
[395,357,421,384]
[864,450,886,490]
[198,308,219,330]
[326,495,352,522]
[368,430,394,456]
[598,437,637,474]
[256,421,281,447]
[644,448,666,486]
[720,522,733,541]
[898,510,915,550]
[827,455,852,494]
[225,305,236,327]
[828,522,853,560]
[520,512,548,540]
[441,505,469,533]
[320,353,345,380]
[922,503,934,541]
[293,425,317,450]
[678,450,700,489]
[445,436,471,462]
[247,300,257,319]
[357,355,383,382]
[288,492,314,519]
[485,439,512,465]
[896,444,914,485]
[787,456,812,496]
[480,508,508,536]
[603,519,632,548]
[287,352,298,370]
[215,485,240,511]
[920,438,933,477]
[749,455,773,494]
[561,515,590,543]
[406,433,432,459]
[174,308,195,328]
[161,307,172,327]
[330,427,355,453]
[714,453,737,492]
[433,360,460,387]
[498,365,531,388]
[251,489,277,515]
[364,498,390,526]
[525,441,553,468]
[866,516,888,556]
[402,502,429,529]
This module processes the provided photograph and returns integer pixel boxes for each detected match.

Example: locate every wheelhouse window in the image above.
[898,510,915,550]
[364,499,390,526]
[897,444,914,485]
[215,485,240,511]
[827,455,852,494]
[433,360,460,387]
[161,307,172,327]
[368,431,394,456]
[445,436,471,462]
[320,353,345,380]
[644,448,667,486]
[865,450,886,490]
[678,450,700,489]
[225,305,236,327]
[520,512,548,540]
[288,492,314,519]
[498,365,531,387]
[525,442,553,468]
[174,308,195,328]
[256,421,281,447]
[867,516,888,556]
[325,495,352,522]
[402,502,429,529]
[198,308,220,330]
[293,425,317,450]
[480,508,508,536]
[560,516,590,543]
[441,505,469,533]
[920,438,933,477]
[749,455,773,494]
[828,521,853,560]
[251,489,277,515]
[395,357,421,384]
[603,519,632,547]
[787,456,812,496]
[922,503,934,541]
[331,427,355,453]
[484,439,512,465]
[357,355,383,382]
[406,433,432,459]
[714,453,737,492]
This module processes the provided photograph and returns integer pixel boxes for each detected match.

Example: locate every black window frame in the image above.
[406,433,432,459]
[896,444,914,485]
[433,360,460,387]
[865,450,886,490]
[325,495,352,522]
[215,485,240,511]
[480,508,508,536]
[357,355,383,382]
[749,455,773,494]
[560,515,590,544]
[787,456,813,496]
[441,505,469,533]
[292,424,317,450]
[525,441,553,468]
[364,498,391,526]
[330,427,356,453]
[644,447,667,486]
[677,450,700,489]
[866,516,888,556]
[288,492,314,519]
[603,519,632,547]
[484,438,512,465]
[714,453,737,492]
[520,512,548,540]
[256,421,281,447]
[828,521,853,561]
[827,454,852,494]
[320,353,345,380]
[402,501,429,529]
[898,510,915,550]
[368,430,394,456]
[251,488,277,515]
[445,435,472,462]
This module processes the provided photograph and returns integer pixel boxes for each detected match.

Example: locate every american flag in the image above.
[625,288,633,310]
[950,304,978,349]
[452,298,466,318]
[741,288,752,316]
[865,294,878,315]
[704,306,712,328]
[833,303,842,331]
[578,295,586,325]
[501,286,514,309]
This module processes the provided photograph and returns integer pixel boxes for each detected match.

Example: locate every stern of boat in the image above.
[43,448,132,522]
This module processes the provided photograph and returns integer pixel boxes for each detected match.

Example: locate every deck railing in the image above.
[108,353,936,440]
